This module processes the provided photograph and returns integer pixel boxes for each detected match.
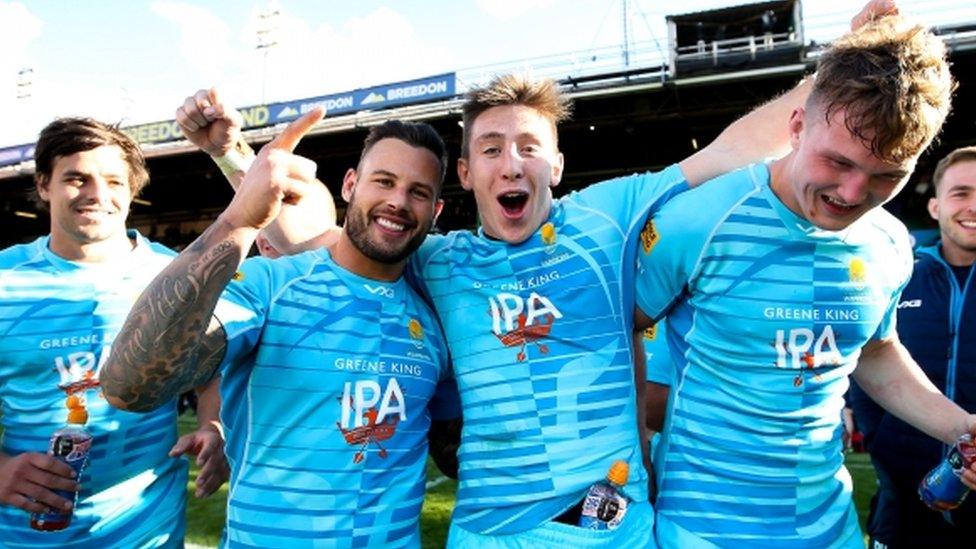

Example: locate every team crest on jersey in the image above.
[848,258,867,287]
[408,319,423,341]
[541,222,557,247]
[644,324,658,341]
[640,219,659,254]
[232,271,245,282]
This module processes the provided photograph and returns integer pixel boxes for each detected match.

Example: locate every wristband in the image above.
[213,140,255,179]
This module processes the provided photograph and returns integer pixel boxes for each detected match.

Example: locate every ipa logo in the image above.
[54,348,108,393]
[489,292,562,361]
[339,378,406,429]
[337,378,405,463]
[489,292,563,336]
[774,326,842,369]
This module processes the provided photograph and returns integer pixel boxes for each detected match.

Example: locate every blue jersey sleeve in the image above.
[407,233,449,301]
[635,165,761,320]
[426,306,458,420]
[634,203,707,321]
[871,226,914,341]
[644,320,674,385]
[872,292,901,341]
[214,256,281,372]
[570,164,688,232]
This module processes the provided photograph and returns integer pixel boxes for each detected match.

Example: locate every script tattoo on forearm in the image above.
[101,220,244,411]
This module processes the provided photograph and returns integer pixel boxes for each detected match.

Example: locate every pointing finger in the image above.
[169,434,195,458]
[268,106,325,153]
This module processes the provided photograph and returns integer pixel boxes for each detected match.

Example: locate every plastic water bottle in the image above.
[30,396,92,531]
[918,433,976,512]
[578,460,630,530]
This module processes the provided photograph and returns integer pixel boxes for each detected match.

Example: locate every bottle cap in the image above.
[67,407,89,424]
[607,460,629,486]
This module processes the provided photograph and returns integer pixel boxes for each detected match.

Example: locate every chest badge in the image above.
[541,222,557,246]
[849,258,867,288]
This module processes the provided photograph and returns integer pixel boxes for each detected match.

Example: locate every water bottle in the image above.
[918,433,976,512]
[578,460,630,530]
[29,396,92,531]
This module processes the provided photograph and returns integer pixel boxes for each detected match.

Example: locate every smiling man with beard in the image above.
[342,137,434,265]
[100,111,461,548]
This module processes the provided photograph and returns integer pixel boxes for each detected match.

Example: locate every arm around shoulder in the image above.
[678,76,812,187]
[677,0,900,186]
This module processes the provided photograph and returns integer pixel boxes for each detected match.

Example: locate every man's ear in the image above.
[341,168,357,202]
[788,107,806,151]
[550,152,565,188]
[36,175,51,203]
[458,158,471,191]
[433,198,444,224]
[927,196,939,222]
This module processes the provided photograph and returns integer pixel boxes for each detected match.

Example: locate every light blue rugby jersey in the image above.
[636,163,912,548]
[643,319,674,488]
[643,320,673,386]
[215,247,455,549]
[409,165,688,535]
[0,232,187,549]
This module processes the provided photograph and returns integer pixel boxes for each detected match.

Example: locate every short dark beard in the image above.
[344,197,429,264]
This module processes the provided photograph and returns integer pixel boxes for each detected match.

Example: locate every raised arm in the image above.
[100,108,325,412]
[176,88,337,255]
[678,76,811,187]
[853,335,976,488]
[678,0,901,187]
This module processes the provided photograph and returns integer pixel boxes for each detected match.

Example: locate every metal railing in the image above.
[454,0,976,91]
[3,0,976,179]
[674,31,799,67]
[455,39,669,92]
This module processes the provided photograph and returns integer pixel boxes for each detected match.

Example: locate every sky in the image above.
[1,0,973,148]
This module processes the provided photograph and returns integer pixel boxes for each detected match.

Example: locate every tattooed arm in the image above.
[100,108,326,412]
[100,220,252,411]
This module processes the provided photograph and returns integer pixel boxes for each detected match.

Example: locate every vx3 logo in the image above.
[364,284,395,299]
